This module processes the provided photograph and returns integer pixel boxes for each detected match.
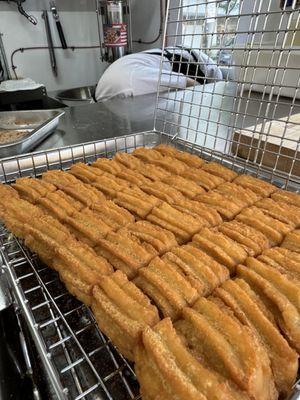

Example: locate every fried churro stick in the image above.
[114,186,160,218]
[69,162,104,183]
[91,173,130,199]
[138,163,171,181]
[281,229,300,253]
[0,183,19,201]
[192,227,248,274]
[196,191,242,220]
[119,221,177,255]
[140,181,185,204]
[37,190,83,221]
[21,214,73,265]
[95,231,156,279]
[162,245,229,296]
[236,206,293,247]
[92,271,159,360]
[271,189,300,208]
[173,198,222,227]
[64,208,113,247]
[42,169,80,186]
[234,175,277,197]
[218,220,270,257]
[237,259,300,352]
[255,198,300,227]
[258,247,300,282]
[155,144,205,169]
[181,167,225,190]
[202,162,238,181]
[56,183,106,207]
[132,147,164,163]
[215,279,298,397]
[135,318,250,400]
[25,226,62,266]
[113,151,144,170]
[162,174,205,199]
[0,197,44,238]
[151,156,187,175]
[116,167,152,186]
[134,257,199,320]
[12,177,56,203]
[92,157,122,175]
[147,202,204,244]
[91,200,134,230]
[53,239,113,305]
[216,181,261,206]
[176,299,277,400]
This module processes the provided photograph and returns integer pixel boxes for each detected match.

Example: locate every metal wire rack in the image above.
[154,0,300,188]
[0,0,300,399]
[0,225,140,400]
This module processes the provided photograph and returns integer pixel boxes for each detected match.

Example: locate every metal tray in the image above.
[0,110,65,157]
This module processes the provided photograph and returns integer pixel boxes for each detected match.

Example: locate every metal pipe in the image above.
[41,10,57,77]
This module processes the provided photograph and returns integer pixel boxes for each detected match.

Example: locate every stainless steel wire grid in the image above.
[154,0,300,188]
[0,225,140,400]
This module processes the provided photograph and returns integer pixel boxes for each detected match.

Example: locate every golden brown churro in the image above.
[134,256,199,320]
[281,229,300,253]
[95,231,156,279]
[54,239,113,305]
[234,175,277,197]
[135,318,251,400]
[155,144,205,168]
[162,174,205,199]
[114,186,160,218]
[237,258,300,352]
[12,177,56,203]
[36,190,83,221]
[202,162,238,181]
[139,181,185,204]
[119,221,177,256]
[162,244,229,296]
[192,227,248,274]
[218,220,270,257]
[176,298,277,400]
[181,167,225,190]
[92,271,160,360]
[147,202,204,244]
[113,151,144,170]
[92,157,122,174]
[236,207,293,247]
[271,189,300,208]
[255,198,300,228]
[214,279,298,397]
[258,247,300,281]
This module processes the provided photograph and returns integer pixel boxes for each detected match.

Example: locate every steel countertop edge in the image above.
[35,93,158,152]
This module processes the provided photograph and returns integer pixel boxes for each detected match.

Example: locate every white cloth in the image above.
[0,78,44,93]
[95,48,222,102]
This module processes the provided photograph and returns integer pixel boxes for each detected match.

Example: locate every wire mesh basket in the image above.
[154,0,300,190]
[0,0,300,399]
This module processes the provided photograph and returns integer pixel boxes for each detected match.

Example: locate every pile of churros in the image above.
[0,144,299,400]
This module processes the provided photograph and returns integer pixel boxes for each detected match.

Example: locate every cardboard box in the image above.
[231,114,300,177]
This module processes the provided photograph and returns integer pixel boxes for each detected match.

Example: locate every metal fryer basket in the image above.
[0,131,299,400]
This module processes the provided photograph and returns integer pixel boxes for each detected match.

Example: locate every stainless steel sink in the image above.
[56,86,95,102]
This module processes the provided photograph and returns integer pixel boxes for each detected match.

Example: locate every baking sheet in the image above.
[0,110,65,157]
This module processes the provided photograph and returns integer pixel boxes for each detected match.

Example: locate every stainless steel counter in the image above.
[33,83,300,155]
[36,93,157,151]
